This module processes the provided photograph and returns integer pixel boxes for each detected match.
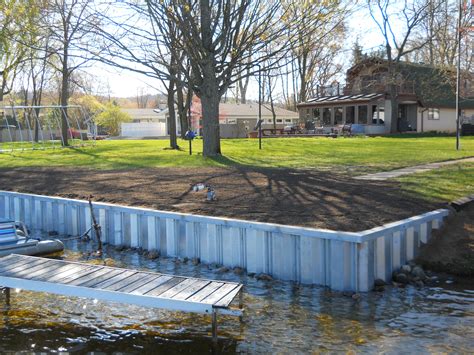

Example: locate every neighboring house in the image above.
[189,100,299,138]
[122,108,167,123]
[120,108,174,137]
[297,58,474,134]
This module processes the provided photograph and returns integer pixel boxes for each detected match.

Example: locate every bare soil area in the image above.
[0,166,441,232]
[418,204,474,277]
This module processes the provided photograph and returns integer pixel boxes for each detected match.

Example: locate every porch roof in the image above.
[297,93,384,108]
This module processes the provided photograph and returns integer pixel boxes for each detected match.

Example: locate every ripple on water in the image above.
[0,239,473,353]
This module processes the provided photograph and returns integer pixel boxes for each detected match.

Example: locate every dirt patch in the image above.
[417,204,474,277]
[0,166,440,232]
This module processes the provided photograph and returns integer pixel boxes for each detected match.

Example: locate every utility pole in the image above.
[455,0,463,151]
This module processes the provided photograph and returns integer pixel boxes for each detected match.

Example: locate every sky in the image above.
[87,5,387,100]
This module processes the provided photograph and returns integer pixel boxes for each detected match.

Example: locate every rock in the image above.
[394,273,409,284]
[374,279,386,287]
[208,262,220,270]
[411,266,427,280]
[342,291,352,297]
[233,267,244,275]
[352,293,361,301]
[115,245,126,251]
[256,273,273,281]
[216,266,230,274]
[408,260,417,267]
[247,272,256,278]
[183,257,189,263]
[401,264,412,274]
[146,250,159,260]
[191,257,200,266]
[374,285,385,292]
[48,231,59,236]
[415,280,424,288]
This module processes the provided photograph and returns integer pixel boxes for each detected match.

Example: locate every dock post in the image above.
[239,290,244,322]
[211,308,218,343]
[3,287,10,306]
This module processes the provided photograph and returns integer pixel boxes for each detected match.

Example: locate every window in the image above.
[428,108,440,120]
[358,105,368,124]
[313,108,321,125]
[372,105,378,124]
[277,119,283,123]
[285,119,292,123]
[227,119,237,124]
[345,106,355,124]
[322,108,331,125]
[267,119,273,123]
[335,107,343,124]
[378,106,385,124]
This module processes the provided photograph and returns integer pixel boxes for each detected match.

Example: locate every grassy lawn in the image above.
[397,162,474,202]
[0,135,473,174]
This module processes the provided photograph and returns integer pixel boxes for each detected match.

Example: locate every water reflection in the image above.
[0,239,473,353]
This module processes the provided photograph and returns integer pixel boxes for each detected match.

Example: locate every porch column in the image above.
[354,106,359,124]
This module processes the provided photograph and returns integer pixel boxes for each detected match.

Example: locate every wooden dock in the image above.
[0,254,243,341]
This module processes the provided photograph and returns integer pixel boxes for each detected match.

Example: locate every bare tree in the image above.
[368,0,438,132]
[44,0,99,146]
[146,0,300,156]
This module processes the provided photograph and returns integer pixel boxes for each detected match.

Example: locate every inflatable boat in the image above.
[0,218,64,257]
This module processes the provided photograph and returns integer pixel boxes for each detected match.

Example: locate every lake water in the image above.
[1,239,473,353]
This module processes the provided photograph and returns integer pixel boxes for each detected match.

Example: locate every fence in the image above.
[121,122,167,137]
[0,191,449,292]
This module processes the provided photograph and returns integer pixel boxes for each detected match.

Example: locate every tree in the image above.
[144,0,300,156]
[368,0,438,132]
[284,0,348,104]
[44,0,99,146]
[95,103,131,136]
[0,0,42,101]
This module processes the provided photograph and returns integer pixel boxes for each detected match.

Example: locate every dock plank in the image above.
[76,268,124,288]
[159,278,200,299]
[187,282,224,302]
[66,267,110,286]
[172,280,211,301]
[102,272,144,292]
[92,270,137,289]
[146,277,185,296]
[214,285,243,308]
[131,275,173,295]
[201,284,240,304]
[116,274,160,293]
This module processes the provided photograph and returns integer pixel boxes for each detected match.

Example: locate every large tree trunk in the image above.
[167,78,179,149]
[201,92,221,156]
[200,0,221,156]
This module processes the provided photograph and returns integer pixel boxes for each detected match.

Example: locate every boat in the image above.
[0,218,64,257]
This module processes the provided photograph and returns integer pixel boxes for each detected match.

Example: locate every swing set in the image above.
[0,105,96,153]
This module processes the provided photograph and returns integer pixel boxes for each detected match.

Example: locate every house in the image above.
[120,108,171,137]
[297,58,474,134]
[189,100,299,138]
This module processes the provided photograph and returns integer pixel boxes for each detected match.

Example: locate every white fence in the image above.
[0,191,449,292]
[121,122,166,137]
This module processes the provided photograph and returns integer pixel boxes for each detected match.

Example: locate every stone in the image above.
[208,262,220,270]
[352,293,361,301]
[233,267,244,275]
[191,257,200,266]
[146,250,159,260]
[183,257,189,263]
[247,272,256,278]
[394,273,409,284]
[411,266,427,280]
[216,266,230,274]
[400,264,412,274]
[415,280,424,288]
[115,245,126,252]
[374,285,385,292]
[48,231,59,236]
[256,273,273,281]
[374,279,386,287]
